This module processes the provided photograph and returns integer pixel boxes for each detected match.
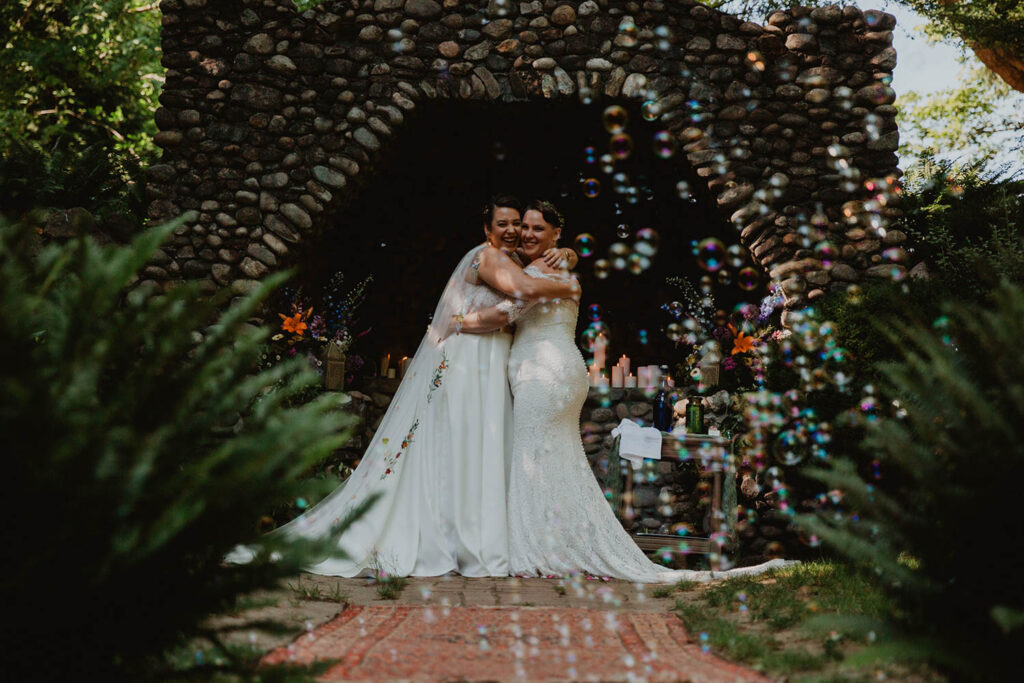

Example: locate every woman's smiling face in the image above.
[485,206,522,250]
[520,209,561,260]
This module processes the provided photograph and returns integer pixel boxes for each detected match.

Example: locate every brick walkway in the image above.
[250,576,767,682]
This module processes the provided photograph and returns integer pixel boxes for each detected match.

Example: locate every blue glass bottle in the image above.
[652,365,673,431]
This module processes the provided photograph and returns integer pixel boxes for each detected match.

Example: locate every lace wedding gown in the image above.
[228,245,519,577]
[506,266,792,583]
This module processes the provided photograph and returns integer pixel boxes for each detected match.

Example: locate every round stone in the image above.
[312,165,347,189]
[551,4,577,26]
[243,33,274,55]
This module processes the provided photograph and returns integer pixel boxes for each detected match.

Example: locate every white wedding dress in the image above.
[228,245,519,577]
[507,266,792,582]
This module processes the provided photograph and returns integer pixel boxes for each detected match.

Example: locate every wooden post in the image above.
[324,343,346,391]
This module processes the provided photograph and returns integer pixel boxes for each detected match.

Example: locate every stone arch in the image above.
[148,0,904,317]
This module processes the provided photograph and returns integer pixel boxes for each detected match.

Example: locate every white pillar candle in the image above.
[594,333,607,371]
[387,368,396,379]
[611,365,624,388]
[637,366,649,388]
[596,373,610,389]
[625,373,637,388]
[619,354,630,377]
[648,365,661,388]
[588,363,601,387]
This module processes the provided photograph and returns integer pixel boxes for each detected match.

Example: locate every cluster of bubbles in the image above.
[522,7,917,575]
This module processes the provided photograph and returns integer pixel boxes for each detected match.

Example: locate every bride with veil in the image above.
[228,195,577,577]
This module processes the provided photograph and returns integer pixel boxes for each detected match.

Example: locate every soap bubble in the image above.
[654,25,675,51]
[641,100,661,121]
[616,223,631,239]
[634,228,659,256]
[628,253,650,274]
[609,242,630,271]
[582,178,601,198]
[600,154,615,174]
[594,258,611,279]
[676,180,692,200]
[717,269,732,286]
[774,428,809,466]
[574,233,595,257]
[587,303,602,321]
[815,241,837,265]
[610,134,633,160]
[609,242,631,258]
[727,244,746,268]
[666,322,683,342]
[617,17,638,47]
[653,130,676,158]
[737,267,760,291]
[696,238,726,272]
[637,328,649,345]
[602,105,628,134]
[764,466,783,490]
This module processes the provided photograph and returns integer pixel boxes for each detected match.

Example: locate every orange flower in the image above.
[279,306,313,336]
[731,328,756,355]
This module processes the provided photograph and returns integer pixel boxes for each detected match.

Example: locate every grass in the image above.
[553,584,567,596]
[286,576,349,603]
[673,560,939,681]
[651,579,698,599]
[374,575,408,600]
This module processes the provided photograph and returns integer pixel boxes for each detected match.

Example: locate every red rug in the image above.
[263,605,766,682]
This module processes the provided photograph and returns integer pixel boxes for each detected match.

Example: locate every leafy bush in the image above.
[899,160,1024,298]
[0,138,146,219]
[798,281,1024,679]
[0,218,372,679]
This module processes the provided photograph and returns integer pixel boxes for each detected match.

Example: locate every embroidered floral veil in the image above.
[227,245,489,573]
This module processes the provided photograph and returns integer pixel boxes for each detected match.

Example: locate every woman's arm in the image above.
[478,247,579,301]
[453,306,511,335]
[540,246,579,270]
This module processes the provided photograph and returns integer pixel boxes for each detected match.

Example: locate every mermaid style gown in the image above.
[506,266,791,582]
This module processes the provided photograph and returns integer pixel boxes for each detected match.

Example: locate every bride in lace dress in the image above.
[501,200,790,583]
[227,196,577,577]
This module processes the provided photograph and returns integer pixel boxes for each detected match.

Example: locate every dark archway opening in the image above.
[299,100,758,375]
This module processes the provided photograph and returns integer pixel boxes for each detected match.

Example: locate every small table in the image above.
[610,432,733,557]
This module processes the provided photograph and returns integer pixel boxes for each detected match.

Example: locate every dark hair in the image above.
[525,199,566,230]
[481,193,522,227]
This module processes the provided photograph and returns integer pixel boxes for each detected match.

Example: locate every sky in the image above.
[860,1,1024,172]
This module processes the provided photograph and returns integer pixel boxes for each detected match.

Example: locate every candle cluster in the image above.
[587,334,664,389]
[380,353,411,379]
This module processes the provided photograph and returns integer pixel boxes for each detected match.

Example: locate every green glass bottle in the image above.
[686,397,705,435]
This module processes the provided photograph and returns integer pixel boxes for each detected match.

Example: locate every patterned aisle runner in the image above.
[262,605,767,682]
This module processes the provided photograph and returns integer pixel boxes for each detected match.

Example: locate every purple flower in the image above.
[722,357,738,372]
[758,288,785,323]
[309,314,326,337]
[712,326,734,344]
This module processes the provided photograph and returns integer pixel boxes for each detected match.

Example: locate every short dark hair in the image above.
[525,199,566,230]
[481,193,522,227]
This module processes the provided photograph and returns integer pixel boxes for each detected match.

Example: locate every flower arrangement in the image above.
[262,272,373,378]
[664,278,784,393]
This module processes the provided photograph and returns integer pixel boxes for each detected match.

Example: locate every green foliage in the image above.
[897,61,1023,170]
[798,282,1024,680]
[674,561,925,678]
[900,160,1024,297]
[712,0,1024,54]
[0,218,374,679]
[0,1,162,216]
